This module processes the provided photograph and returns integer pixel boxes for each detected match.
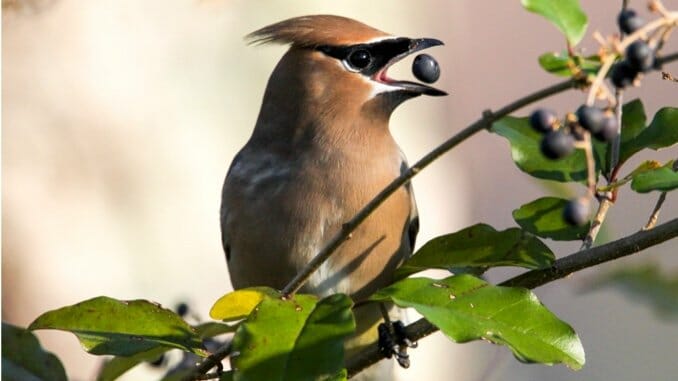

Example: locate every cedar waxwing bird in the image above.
[220,15,446,380]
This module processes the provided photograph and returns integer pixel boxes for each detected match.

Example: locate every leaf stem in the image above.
[643,192,667,230]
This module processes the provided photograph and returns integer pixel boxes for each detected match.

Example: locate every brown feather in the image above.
[246,15,391,47]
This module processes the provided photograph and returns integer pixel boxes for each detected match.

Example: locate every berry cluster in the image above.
[530,105,618,161]
[611,9,657,88]
[529,106,618,226]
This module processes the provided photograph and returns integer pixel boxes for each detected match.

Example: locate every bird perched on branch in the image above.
[220,15,446,379]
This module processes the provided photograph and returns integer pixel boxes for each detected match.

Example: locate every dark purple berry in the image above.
[618,9,645,34]
[610,60,639,88]
[540,130,575,160]
[593,116,619,142]
[626,40,654,72]
[176,302,189,317]
[412,54,440,84]
[563,197,590,226]
[529,109,557,133]
[576,105,605,134]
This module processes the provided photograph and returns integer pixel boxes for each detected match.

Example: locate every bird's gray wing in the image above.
[220,150,244,260]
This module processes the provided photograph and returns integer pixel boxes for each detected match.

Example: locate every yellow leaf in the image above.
[209,287,279,322]
[629,160,663,176]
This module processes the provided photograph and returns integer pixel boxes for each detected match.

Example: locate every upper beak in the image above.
[373,38,447,96]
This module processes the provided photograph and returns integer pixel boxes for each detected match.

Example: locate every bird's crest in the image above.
[246,15,391,48]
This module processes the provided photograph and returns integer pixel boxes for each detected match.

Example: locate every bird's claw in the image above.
[378,321,417,369]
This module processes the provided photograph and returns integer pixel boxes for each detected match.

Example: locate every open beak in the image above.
[373,38,447,96]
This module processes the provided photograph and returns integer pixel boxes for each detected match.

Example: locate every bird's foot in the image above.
[378,320,417,368]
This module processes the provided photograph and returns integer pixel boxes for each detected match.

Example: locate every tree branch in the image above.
[346,217,678,378]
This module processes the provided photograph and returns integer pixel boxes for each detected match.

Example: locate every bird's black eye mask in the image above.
[316,38,412,76]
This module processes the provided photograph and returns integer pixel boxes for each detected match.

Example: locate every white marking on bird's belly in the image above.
[304,207,352,297]
[307,261,352,297]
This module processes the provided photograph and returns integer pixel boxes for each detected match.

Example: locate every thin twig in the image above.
[581,196,613,249]
[644,192,667,229]
[582,51,624,249]
[609,90,623,179]
[345,218,678,377]
[581,2,676,248]
[657,50,678,65]
[280,79,578,297]
[182,343,231,381]
[582,133,596,196]
[582,89,622,250]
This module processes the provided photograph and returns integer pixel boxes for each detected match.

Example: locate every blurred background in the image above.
[3,0,677,380]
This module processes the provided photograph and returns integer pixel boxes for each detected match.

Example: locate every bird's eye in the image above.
[347,49,372,70]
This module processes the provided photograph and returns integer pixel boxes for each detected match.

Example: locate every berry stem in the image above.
[608,89,623,180]
[582,133,596,197]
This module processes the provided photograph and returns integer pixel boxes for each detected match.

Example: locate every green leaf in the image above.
[29,296,206,357]
[194,321,238,338]
[538,52,600,77]
[513,197,590,240]
[372,275,585,370]
[2,323,67,381]
[97,347,169,381]
[620,106,678,164]
[620,99,647,145]
[631,160,678,193]
[585,265,678,319]
[326,369,348,381]
[491,116,591,182]
[232,293,355,381]
[522,0,588,46]
[592,138,610,177]
[396,223,554,278]
[599,160,662,192]
[593,99,647,176]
